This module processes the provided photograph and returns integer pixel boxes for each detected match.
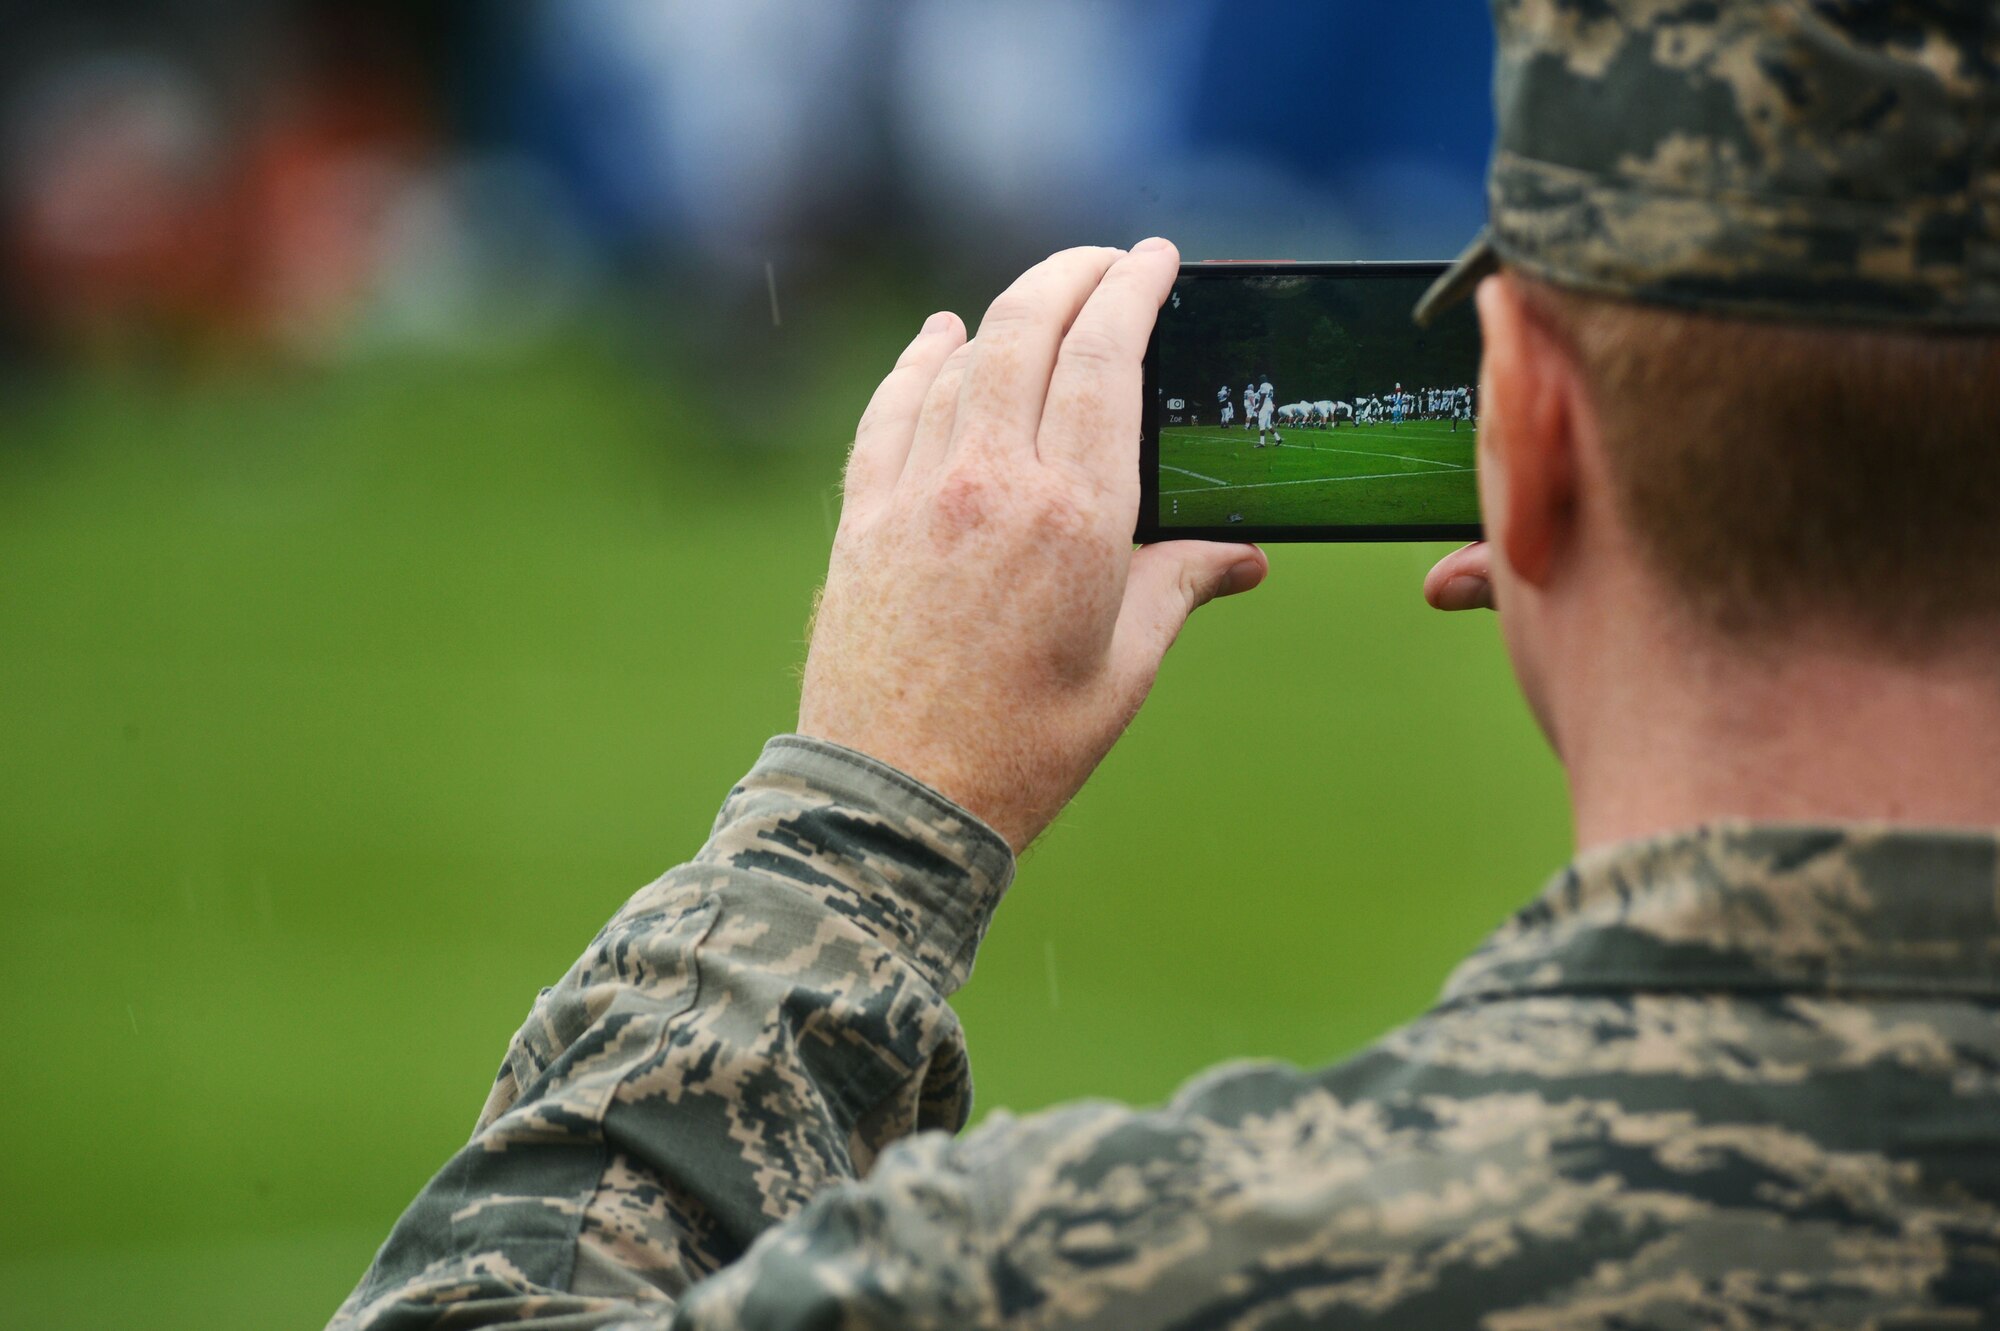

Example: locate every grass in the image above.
[1158,420,1479,529]
[0,337,1565,1329]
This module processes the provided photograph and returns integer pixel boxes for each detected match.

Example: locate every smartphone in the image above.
[1138,262,1482,543]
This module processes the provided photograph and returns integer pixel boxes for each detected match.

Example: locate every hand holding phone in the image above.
[1139,262,1483,543]
[802,243,1266,852]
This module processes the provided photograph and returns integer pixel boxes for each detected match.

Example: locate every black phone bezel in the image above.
[1137,260,1483,545]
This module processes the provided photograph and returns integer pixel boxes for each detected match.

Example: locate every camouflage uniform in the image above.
[333,737,2000,1329]
[338,1,2000,1325]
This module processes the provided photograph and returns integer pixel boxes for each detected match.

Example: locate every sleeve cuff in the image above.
[710,735,1018,993]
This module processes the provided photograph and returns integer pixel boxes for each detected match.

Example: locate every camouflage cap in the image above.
[1415,0,2000,328]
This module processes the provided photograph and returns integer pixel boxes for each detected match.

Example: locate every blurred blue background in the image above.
[0,6,1560,1330]
[0,0,1492,377]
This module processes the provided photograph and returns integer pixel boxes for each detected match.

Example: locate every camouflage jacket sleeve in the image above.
[330,735,1015,1330]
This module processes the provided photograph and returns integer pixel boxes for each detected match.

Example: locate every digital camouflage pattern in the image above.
[330,737,1013,1329]
[335,736,2000,1329]
[1414,0,2000,328]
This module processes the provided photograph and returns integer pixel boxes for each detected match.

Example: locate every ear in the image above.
[1475,274,1578,589]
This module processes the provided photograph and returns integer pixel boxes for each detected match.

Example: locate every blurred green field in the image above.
[0,325,1566,1329]
[1159,421,1480,529]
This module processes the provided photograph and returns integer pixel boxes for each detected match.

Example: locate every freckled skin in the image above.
[806,467,1133,848]
[797,244,1269,851]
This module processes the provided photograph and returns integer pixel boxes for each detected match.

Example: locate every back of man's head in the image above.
[1418,0,2000,654]
[1521,281,2000,651]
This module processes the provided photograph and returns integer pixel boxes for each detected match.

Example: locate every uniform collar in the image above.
[1439,824,2000,1008]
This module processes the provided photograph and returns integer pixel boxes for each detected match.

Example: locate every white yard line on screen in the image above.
[1159,464,1473,496]
[1301,446,1464,470]
[1167,430,1467,471]
[1387,426,1476,443]
[1161,464,1228,486]
[1172,432,1261,447]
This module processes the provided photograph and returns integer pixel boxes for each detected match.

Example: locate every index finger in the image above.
[1035,238,1180,488]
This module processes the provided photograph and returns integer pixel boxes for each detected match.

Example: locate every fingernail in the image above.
[1132,237,1173,254]
[923,311,955,334]
[1224,558,1265,596]
[1441,575,1492,610]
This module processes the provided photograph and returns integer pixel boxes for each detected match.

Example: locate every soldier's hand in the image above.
[1425,541,1496,611]
[799,242,1268,852]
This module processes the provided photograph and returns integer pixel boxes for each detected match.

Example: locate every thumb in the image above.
[1112,541,1267,682]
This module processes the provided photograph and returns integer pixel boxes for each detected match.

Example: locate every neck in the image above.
[1559,615,2000,851]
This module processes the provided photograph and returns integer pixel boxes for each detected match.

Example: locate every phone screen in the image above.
[1138,262,1483,543]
